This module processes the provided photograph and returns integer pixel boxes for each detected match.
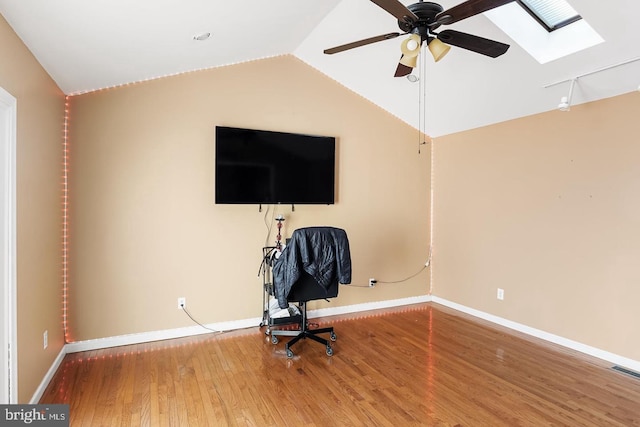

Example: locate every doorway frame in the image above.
[1,85,18,404]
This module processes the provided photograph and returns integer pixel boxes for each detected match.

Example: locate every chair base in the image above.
[270,301,336,358]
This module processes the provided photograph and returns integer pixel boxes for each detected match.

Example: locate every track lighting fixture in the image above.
[557,78,576,112]
[557,96,570,112]
[545,57,640,111]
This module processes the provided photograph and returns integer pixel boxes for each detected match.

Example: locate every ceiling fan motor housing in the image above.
[399,2,444,40]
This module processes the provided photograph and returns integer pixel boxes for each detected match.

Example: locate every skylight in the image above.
[518,0,581,32]
[485,1,603,64]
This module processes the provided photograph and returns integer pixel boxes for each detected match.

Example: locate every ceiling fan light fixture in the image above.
[401,34,422,58]
[322,0,517,77]
[428,38,451,62]
[399,54,419,68]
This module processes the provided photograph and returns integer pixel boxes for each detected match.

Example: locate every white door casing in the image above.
[0,86,17,404]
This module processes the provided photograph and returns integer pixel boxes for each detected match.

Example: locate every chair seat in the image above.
[286,271,338,302]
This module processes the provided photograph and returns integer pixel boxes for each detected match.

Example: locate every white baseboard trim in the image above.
[308,294,431,318]
[30,347,66,404]
[64,295,432,354]
[432,296,640,373]
[64,317,264,354]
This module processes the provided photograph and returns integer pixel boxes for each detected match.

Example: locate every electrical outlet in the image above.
[177,297,186,309]
[497,288,504,301]
[43,330,48,350]
[369,278,377,287]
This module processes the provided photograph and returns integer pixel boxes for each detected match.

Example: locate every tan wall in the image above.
[0,15,65,402]
[68,55,431,341]
[433,92,640,361]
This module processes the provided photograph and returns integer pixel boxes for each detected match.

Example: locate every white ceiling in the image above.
[1,0,639,137]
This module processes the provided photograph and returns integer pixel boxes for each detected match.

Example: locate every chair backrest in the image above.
[286,270,339,303]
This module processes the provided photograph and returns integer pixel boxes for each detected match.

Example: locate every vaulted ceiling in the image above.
[1,0,639,136]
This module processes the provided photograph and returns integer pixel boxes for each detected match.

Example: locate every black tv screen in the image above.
[215,126,336,205]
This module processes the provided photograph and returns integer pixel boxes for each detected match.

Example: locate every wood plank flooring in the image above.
[40,303,640,426]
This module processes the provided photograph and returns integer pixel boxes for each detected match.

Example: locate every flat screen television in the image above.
[215,126,336,205]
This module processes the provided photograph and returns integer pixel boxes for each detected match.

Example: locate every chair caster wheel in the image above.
[286,349,294,358]
[329,331,337,342]
[271,335,278,345]
[326,346,334,356]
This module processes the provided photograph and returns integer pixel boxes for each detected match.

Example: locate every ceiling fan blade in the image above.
[324,32,402,55]
[394,56,413,77]
[437,29,510,58]
[436,0,515,25]
[370,0,419,25]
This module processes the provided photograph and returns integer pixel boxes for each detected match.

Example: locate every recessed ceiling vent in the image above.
[193,32,212,41]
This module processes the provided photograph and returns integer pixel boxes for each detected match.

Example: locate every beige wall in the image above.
[433,92,640,361]
[0,16,65,402]
[68,55,431,341]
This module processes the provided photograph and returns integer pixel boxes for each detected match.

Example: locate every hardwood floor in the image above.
[40,303,640,426]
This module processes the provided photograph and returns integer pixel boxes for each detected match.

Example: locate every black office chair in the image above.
[270,227,351,358]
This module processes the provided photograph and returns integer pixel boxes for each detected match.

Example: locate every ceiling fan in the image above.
[324,0,515,77]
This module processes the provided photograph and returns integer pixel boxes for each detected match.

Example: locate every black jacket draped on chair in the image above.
[272,227,352,309]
